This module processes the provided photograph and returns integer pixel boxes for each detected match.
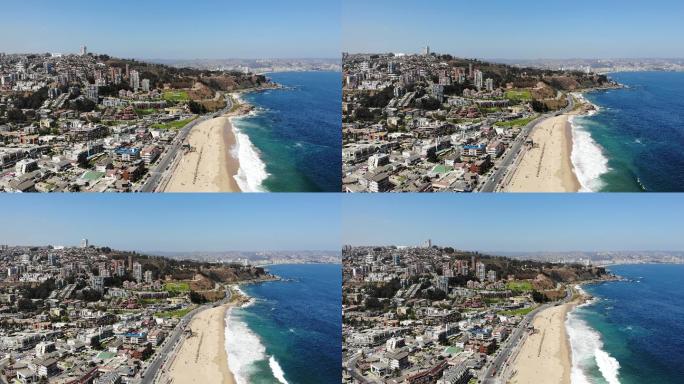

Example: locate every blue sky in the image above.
[343,0,684,59]
[343,194,684,252]
[0,0,340,59]
[0,195,340,252]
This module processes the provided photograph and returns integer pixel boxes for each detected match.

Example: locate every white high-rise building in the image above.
[485,78,494,92]
[474,70,484,90]
[80,238,89,248]
[423,45,431,56]
[80,45,87,56]
[476,262,486,282]
[141,79,150,92]
[133,262,143,282]
[130,70,140,92]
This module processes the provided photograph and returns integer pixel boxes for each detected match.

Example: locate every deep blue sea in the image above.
[567,264,684,384]
[573,72,684,192]
[232,72,342,192]
[225,264,341,384]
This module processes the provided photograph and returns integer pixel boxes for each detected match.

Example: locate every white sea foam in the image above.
[569,115,610,192]
[224,307,267,384]
[566,305,621,384]
[224,295,289,384]
[269,356,289,384]
[230,116,269,192]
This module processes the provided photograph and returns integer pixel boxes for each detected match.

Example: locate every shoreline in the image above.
[503,113,581,192]
[229,92,270,192]
[509,291,587,384]
[166,303,237,384]
[503,91,611,192]
[225,281,289,384]
[164,112,242,193]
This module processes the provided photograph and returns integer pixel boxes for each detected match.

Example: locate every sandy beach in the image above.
[164,115,241,193]
[509,303,574,384]
[166,304,236,384]
[503,114,580,192]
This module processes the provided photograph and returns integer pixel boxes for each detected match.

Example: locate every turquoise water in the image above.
[575,72,684,192]
[568,264,684,383]
[225,264,341,384]
[233,72,342,192]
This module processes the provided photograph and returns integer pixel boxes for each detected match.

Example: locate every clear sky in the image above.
[343,0,684,59]
[0,195,340,252]
[0,0,340,59]
[343,194,684,252]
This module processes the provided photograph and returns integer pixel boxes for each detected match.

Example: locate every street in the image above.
[138,97,234,193]
[480,94,575,192]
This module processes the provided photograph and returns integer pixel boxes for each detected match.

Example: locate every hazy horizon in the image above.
[343,0,684,59]
[343,194,684,252]
[0,0,340,59]
[0,195,341,252]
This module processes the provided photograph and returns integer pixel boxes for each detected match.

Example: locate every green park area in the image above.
[494,116,537,128]
[498,306,536,317]
[163,90,190,102]
[151,117,196,130]
[505,89,533,101]
[506,280,535,292]
[154,306,194,319]
[164,282,191,293]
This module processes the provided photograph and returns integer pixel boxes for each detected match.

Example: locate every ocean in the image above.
[231,71,342,192]
[224,264,342,384]
[566,264,684,384]
[571,72,684,192]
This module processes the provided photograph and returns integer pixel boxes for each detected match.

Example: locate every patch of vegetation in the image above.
[506,280,534,292]
[498,306,536,317]
[151,117,196,130]
[135,108,157,116]
[164,282,190,293]
[494,116,537,128]
[505,89,532,101]
[154,306,194,318]
[163,90,190,102]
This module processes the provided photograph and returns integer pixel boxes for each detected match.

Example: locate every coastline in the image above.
[166,303,237,384]
[503,113,581,192]
[503,91,614,192]
[225,281,290,384]
[510,290,588,384]
[228,92,270,192]
[164,112,242,193]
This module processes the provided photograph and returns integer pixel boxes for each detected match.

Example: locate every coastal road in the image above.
[141,289,233,384]
[480,94,575,192]
[345,352,374,384]
[139,98,234,193]
[481,286,574,384]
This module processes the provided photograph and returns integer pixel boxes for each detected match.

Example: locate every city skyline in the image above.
[343,0,684,59]
[342,194,684,252]
[0,194,341,252]
[0,0,340,59]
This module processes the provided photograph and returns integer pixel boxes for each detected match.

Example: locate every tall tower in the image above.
[423,45,430,56]
[80,45,87,56]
